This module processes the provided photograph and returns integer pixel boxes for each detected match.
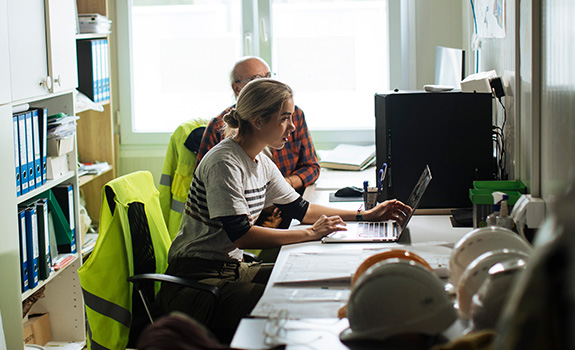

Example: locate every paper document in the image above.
[274,250,363,286]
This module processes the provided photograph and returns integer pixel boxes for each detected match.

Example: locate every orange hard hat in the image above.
[352,249,433,286]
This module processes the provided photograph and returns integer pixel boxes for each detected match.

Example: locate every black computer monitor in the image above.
[375,91,495,209]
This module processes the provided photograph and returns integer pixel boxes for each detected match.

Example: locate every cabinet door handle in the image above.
[54,74,62,87]
[40,76,53,90]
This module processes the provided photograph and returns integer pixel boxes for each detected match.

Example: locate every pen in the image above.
[378,163,387,192]
[363,180,369,193]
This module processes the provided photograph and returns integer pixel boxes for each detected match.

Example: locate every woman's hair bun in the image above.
[223,108,240,128]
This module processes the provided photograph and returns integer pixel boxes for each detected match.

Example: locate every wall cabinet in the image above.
[7,0,78,101]
[0,0,11,104]
[0,0,85,348]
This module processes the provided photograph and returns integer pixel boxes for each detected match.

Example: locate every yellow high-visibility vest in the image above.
[159,119,207,240]
[78,171,171,350]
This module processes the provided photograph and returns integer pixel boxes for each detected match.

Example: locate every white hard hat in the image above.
[469,258,527,332]
[339,249,433,318]
[457,249,531,319]
[340,259,457,343]
[449,226,532,289]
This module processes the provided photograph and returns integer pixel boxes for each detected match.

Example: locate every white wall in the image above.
[479,0,575,200]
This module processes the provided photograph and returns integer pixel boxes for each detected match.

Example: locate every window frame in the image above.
[115,0,402,147]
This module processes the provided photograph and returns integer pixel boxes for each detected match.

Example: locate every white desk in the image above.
[231,171,473,349]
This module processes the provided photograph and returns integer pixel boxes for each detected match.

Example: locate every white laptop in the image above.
[322,165,432,243]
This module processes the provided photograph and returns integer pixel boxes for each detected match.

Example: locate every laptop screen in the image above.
[398,165,432,231]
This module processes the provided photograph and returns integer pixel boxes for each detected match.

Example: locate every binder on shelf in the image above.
[103,39,110,100]
[35,198,52,280]
[18,209,29,292]
[77,39,109,103]
[31,109,43,187]
[13,115,21,196]
[52,186,77,254]
[47,204,59,263]
[37,107,49,184]
[23,205,39,289]
[96,39,103,102]
[24,111,36,191]
[17,112,29,195]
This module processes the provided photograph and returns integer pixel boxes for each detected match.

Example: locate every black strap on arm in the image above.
[275,197,309,222]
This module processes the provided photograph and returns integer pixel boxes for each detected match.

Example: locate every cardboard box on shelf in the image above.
[46,154,70,179]
[23,313,51,346]
[47,135,74,157]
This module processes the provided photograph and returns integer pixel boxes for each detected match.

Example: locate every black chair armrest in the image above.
[128,273,220,301]
[243,251,260,263]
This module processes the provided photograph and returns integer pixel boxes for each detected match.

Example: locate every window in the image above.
[117,0,389,144]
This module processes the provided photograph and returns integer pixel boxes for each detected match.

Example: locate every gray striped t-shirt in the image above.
[168,138,299,263]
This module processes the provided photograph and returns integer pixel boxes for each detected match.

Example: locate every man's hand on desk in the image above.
[308,214,348,239]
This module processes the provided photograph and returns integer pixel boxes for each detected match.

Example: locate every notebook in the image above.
[322,165,432,243]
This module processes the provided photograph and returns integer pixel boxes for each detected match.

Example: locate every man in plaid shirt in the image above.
[197,57,320,192]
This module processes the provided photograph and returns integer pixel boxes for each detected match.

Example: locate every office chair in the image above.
[79,171,221,349]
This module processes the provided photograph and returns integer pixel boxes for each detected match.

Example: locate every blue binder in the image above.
[24,111,36,191]
[103,39,110,100]
[37,107,48,184]
[17,112,29,195]
[18,209,29,292]
[31,109,42,187]
[36,199,52,280]
[12,115,21,197]
[24,205,39,289]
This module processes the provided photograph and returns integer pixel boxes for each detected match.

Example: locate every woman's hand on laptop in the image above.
[363,199,413,224]
[308,215,347,239]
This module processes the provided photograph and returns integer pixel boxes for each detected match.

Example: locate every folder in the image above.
[77,39,100,102]
[17,112,29,195]
[47,205,59,263]
[13,115,21,197]
[24,111,36,191]
[35,199,52,280]
[31,109,43,187]
[23,205,39,289]
[18,209,29,292]
[51,186,77,254]
[96,39,102,102]
[103,39,110,100]
[37,107,49,184]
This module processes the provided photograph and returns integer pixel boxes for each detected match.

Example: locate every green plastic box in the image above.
[469,180,526,228]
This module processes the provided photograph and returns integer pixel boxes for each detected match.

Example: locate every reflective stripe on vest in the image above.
[82,287,131,328]
[172,198,185,213]
[160,173,172,187]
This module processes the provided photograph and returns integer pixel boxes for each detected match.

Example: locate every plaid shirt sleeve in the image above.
[273,106,320,187]
[196,108,230,166]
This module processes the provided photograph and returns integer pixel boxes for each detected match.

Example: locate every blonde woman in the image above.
[159,79,410,343]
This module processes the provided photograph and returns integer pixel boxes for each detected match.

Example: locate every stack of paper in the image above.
[318,144,376,171]
[47,113,79,140]
[78,13,112,34]
[78,161,110,177]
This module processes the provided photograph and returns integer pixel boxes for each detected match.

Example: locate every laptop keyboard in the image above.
[358,222,390,238]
